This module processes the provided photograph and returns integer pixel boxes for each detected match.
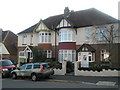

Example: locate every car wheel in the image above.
[12,73,17,79]
[31,74,37,81]
[2,73,5,78]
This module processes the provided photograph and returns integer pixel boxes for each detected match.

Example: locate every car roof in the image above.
[23,62,49,65]
[0,60,11,61]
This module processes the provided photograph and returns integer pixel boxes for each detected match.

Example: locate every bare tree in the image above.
[93,24,119,63]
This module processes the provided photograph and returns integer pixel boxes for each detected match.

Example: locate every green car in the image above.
[11,62,54,81]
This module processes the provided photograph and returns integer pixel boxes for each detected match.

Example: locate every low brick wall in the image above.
[74,61,119,76]
[54,61,66,75]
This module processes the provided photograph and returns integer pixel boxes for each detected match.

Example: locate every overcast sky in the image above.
[0,0,119,34]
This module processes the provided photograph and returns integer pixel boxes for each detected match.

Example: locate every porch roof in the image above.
[77,44,96,52]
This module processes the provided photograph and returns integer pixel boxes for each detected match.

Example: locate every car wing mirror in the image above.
[17,68,20,70]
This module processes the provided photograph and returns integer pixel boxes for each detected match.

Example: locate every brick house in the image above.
[17,7,120,67]
[0,29,18,62]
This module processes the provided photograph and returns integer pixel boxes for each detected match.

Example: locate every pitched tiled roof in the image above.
[77,44,96,52]
[2,31,8,41]
[18,8,118,34]
[43,14,63,29]
[18,24,37,34]
[68,8,118,27]
[2,31,18,56]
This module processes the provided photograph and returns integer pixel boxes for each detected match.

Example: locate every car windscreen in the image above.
[1,60,13,66]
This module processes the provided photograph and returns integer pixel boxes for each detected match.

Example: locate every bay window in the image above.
[59,50,76,62]
[59,30,76,42]
[39,32,51,43]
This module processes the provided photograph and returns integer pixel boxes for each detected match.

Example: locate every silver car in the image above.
[11,62,54,81]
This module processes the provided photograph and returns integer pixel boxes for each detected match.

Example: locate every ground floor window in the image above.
[19,51,33,62]
[19,51,25,58]
[45,50,52,58]
[100,50,109,61]
[78,52,95,62]
[59,50,76,63]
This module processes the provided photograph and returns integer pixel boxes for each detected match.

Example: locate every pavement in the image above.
[49,75,120,86]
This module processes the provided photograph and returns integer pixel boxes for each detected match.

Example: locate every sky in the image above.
[0,0,119,34]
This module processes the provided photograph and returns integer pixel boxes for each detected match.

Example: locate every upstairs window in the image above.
[39,32,51,43]
[59,30,76,42]
[85,28,91,40]
[22,35,27,44]
[96,27,107,41]
[30,35,33,44]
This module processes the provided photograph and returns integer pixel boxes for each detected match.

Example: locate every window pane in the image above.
[33,64,40,69]
[59,30,75,42]
[26,65,32,69]
[59,50,76,62]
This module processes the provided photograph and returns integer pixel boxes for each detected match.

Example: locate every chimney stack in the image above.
[64,7,70,17]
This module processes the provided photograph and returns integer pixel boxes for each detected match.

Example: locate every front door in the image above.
[81,52,89,68]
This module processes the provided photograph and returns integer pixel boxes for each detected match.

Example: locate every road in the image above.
[1,78,119,89]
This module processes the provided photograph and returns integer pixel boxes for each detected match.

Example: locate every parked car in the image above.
[11,62,54,81]
[0,60,16,77]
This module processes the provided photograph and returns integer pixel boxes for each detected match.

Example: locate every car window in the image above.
[26,65,32,69]
[0,62,2,66]
[33,64,40,69]
[43,64,50,69]
[19,65,26,70]
[1,60,13,66]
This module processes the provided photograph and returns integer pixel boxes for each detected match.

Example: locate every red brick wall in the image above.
[38,44,52,50]
[76,44,119,67]
[18,47,26,51]
[59,42,76,50]
[1,54,10,59]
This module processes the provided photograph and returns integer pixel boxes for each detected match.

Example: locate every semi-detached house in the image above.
[17,7,120,67]
[0,30,18,62]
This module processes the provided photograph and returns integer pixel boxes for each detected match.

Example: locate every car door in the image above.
[24,64,33,76]
[18,64,27,76]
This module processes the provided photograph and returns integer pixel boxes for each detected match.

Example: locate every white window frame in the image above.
[30,34,33,44]
[22,35,27,44]
[59,50,76,63]
[96,27,107,41]
[45,50,52,58]
[59,30,76,42]
[100,49,109,61]
[39,32,51,43]
[78,52,95,62]
[19,51,25,58]
[85,28,91,40]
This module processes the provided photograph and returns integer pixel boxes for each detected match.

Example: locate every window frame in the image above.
[96,27,108,41]
[26,64,33,70]
[30,34,33,44]
[59,50,76,62]
[85,28,91,40]
[59,30,76,42]
[39,32,51,43]
[45,50,52,58]
[100,49,109,61]
[22,35,27,45]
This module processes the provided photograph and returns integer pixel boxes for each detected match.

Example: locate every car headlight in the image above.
[2,69,8,71]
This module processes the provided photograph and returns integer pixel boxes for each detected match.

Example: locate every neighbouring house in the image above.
[0,29,18,62]
[17,7,120,68]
